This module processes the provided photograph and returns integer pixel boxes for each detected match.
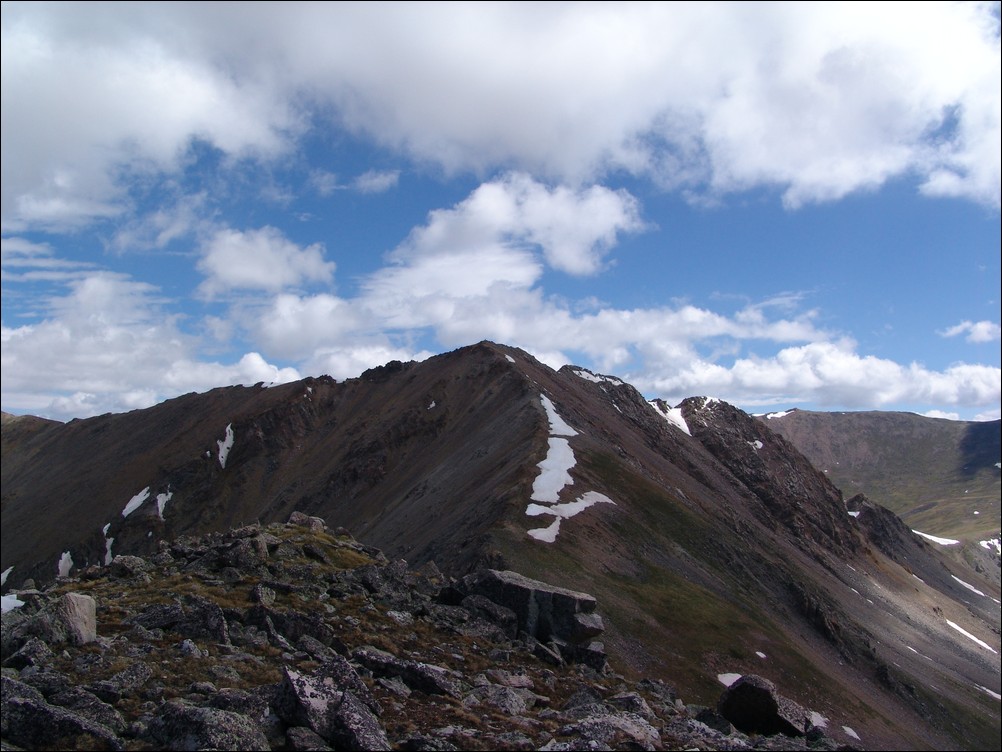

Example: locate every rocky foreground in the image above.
[1,513,857,751]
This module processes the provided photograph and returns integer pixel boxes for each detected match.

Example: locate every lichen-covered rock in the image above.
[352,645,461,697]
[3,695,125,751]
[146,700,270,750]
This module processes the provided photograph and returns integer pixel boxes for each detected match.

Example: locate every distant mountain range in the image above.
[2,342,999,750]
[757,408,1000,542]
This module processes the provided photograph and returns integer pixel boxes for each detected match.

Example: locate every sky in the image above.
[1,2,1000,423]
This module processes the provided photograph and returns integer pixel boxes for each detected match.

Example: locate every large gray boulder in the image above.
[717,674,809,736]
[273,666,391,751]
[460,569,604,644]
[3,695,125,751]
[146,700,271,751]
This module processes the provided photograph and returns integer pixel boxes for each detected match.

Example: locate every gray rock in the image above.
[289,510,328,532]
[461,569,603,645]
[463,684,530,715]
[57,593,98,645]
[1,675,45,737]
[109,555,150,578]
[49,686,127,734]
[146,700,270,751]
[286,725,335,750]
[274,666,390,750]
[2,636,53,669]
[3,696,125,751]
[556,711,661,751]
[87,661,152,703]
[717,674,809,737]
[352,645,461,697]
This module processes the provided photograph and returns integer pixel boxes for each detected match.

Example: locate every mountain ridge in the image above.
[3,341,1000,750]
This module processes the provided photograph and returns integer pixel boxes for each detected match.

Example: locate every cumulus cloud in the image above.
[196,226,335,297]
[0,269,299,419]
[642,340,1002,410]
[940,320,1002,343]
[4,2,999,232]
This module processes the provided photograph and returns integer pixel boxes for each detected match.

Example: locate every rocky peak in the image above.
[2,513,859,751]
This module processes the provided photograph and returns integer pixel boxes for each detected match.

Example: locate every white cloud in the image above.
[922,409,960,421]
[642,340,1002,410]
[196,226,335,297]
[353,169,400,194]
[0,269,299,419]
[4,2,998,234]
[940,320,1002,343]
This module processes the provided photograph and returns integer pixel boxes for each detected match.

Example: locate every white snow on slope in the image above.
[765,410,792,420]
[946,620,998,653]
[951,575,986,597]
[1,594,25,613]
[717,673,742,687]
[748,440,763,450]
[156,491,173,520]
[649,400,691,435]
[571,368,624,386]
[912,529,960,545]
[0,566,11,587]
[531,437,576,503]
[102,523,114,565]
[540,395,578,436]
[57,551,73,577]
[976,684,1002,701]
[217,423,235,468]
[842,727,860,741]
[847,510,861,518]
[505,355,515,364]
[122,487,150,518]
[980,537,1001,556]
[527,396,616,542]
[809,712,828,729]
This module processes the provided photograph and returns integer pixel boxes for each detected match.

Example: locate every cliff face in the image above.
[2,342,999,750]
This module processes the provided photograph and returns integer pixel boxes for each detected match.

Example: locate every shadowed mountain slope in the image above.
[3,342,999,750]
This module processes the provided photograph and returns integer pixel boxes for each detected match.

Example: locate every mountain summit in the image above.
[2,342,999,750]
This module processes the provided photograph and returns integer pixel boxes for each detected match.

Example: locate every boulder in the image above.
[274,666,390,750]
[352,645,461,697]
[460,569,603,644]
[717,674,809,736]
[57,592,97,645]
[3,695,125,750]
[146,700,270,751]
[289,510,327,532]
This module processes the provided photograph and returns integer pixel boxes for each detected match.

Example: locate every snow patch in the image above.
[217,423,235,468]
[572,368,624,386]
[57,551,73,577]
[540,395,578,436]
[104,536,115,565]
[527,517,562,543]
[912,529,960,545]
[122,487,151,518]
[747,440,763,450]
[842,727,860,741]
[531,437,576,503]
[847,510,861,518]
[156,491,172,520]
[755,651,767,659]
[1,594,25,613]
[505,355,515,363]
[717,673,742,687]
[809,712,828,729]
[946,620,997,653]
[951,575,986,597]
[975,684,1002,701]
[765,410,792,420]
[979,537,1001,556]
[649,400,691,435]
[428,400,436,409]
[0,566,11,587]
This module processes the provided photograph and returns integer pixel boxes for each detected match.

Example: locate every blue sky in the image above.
[2,2,1000,422]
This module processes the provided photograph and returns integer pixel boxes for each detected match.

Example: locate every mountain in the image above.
[755,409,1001,542]
[3,342,1000,750]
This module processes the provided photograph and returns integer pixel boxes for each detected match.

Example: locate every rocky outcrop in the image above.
[0,514,857,751]
[717,674,811,736]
